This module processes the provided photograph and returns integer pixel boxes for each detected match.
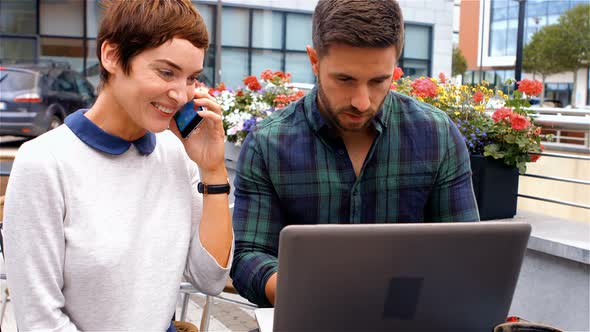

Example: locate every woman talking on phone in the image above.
[3,1,233,331]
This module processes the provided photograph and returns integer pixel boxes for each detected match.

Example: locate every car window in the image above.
[53,71,77,93]
[0,69,35,91]
[74,74,94,98]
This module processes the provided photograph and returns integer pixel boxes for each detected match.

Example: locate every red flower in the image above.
[410,78,438,98]
[438,72,446,84]
[472,91,484,103]
[208,82,227,96]
[492,107,513,122]
[510,113,530,131]
[261,69,274,80]
[392,67,404,81]
[294,90,305,99]
[243,75,262,91]
[236,90,244,97]
[517,79,543,96]
[274,71,291,82]
[531,144,544,162]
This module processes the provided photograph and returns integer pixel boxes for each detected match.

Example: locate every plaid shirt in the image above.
[230,87,479,306]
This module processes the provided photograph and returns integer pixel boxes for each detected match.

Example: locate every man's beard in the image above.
[316,78,382,133]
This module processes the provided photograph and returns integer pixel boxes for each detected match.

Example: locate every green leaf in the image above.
[516,136,528,148]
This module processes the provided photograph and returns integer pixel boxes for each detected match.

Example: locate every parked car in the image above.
[0,62,96,137]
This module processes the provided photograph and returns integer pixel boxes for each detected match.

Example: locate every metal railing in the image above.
[519,151,590,210]
[528,106,590,153]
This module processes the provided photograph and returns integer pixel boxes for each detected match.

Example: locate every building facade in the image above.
[458,0,589,107]
[0,0,455,89]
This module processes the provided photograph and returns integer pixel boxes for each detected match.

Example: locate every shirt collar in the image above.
[65,109,156,155]
[303,86,392,135]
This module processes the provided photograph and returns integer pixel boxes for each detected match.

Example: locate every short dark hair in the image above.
[312,0,404,58]
[97,0,209,87]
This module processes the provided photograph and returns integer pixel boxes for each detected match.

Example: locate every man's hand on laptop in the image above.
[265,273,278,305]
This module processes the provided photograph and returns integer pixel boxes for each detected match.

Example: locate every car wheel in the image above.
[48,115,63,130]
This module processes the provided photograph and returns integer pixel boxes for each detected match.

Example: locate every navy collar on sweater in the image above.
[65,109,156,155]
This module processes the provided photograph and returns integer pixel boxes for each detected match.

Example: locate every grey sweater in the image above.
[4,126,232,331]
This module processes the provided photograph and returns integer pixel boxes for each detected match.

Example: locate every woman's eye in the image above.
[187,76,199,84]
[158,70,174,78]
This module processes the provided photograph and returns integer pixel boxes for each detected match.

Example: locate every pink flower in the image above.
[390,82,397,91]
[410,78,438,98]
[517,79,543,96]
[438,72,446,84]
[392,67,404,81]
[492,107,513,123]
[510,113,530,131]
[472,91,484,103]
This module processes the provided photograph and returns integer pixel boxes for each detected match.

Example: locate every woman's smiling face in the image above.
[106,37,204,136]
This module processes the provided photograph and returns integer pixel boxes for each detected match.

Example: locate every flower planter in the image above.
[470,155,519,221]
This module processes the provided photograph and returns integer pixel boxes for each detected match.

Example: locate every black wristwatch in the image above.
[198,181,231,195]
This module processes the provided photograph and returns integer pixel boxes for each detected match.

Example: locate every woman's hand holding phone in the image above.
[169,90,227,182]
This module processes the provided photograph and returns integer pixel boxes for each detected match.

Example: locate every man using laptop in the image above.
[231,0,480,307]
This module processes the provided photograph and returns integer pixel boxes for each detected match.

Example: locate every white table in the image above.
[255,308,274,332]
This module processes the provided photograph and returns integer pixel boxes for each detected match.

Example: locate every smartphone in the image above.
[173,100,204,138]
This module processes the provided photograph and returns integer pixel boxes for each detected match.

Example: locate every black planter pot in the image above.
[470,155,519,221]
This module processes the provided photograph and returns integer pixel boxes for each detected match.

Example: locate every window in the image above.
[53,71,77,93]
[217,6,314,88]
[222,7,249,47]
[74,73,94,98]
[251,50,282,77]
[286,13,312,51]
[86,1,104,38]
[84,39,100,89]
[0,0,36,34]
[200,48,216,87]
[252,10,283,49]
[490,0,584,57]
[0,36,37,61]
[545,82,573,107]
[194,2,216,44]
[40,0,83,37]
[0,70,35,91]
[399,24,432,78]
[285,52,314,83]
[404,25,431,60]
[41,38,84,72]
[220,48,248,88]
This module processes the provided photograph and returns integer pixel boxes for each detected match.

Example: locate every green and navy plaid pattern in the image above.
[230,87,479,306]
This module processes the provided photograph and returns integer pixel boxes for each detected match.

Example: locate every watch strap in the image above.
[198,181,231,195]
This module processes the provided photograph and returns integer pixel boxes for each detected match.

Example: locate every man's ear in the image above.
[306,45,319,77]
[100,41,120,77]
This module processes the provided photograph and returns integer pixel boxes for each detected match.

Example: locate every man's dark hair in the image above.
[97,0,209,88]
[312,0,404,58]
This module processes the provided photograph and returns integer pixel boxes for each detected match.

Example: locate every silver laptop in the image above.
[272,222,531,332]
